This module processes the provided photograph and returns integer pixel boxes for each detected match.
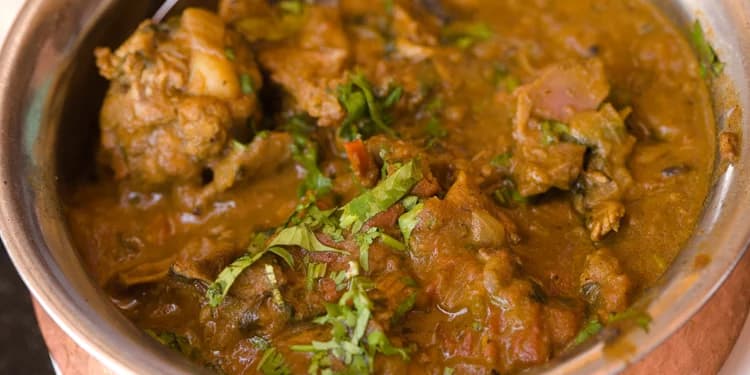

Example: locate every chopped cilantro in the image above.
[490,152,512,168]
[224,48,236,61]
[278,0,304,15]
[691,20,724,78]
[268,225,346,254]
[145,330,194,357]
[258,347,291,375]
[443,368,456,375]
[356,227,380,272]
[340,160,422,233]
[493,179,527,208]
[306,262,328,291]
[472,321,482,331]
[206,224,345,307]
[398,202,424,243]
[541,120,571,145]
[573,317,603,346]
[240,73,254,95]
[337,72,399,141]
[441,21,493,49]
[609,308,652,332]
[379,232,407,252]
[383,85,403,108]
[286,116,333,197]
[493,63,520,92]
[291,277,409,373]
[392,292,416,322]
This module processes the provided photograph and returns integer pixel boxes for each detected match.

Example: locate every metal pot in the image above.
[0,0,748,374]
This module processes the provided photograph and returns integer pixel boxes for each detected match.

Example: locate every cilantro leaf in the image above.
[691,20,724,78]
[268,225,346,254]
[609,308,652,332]
[398,202,424,243]
[258,347,291,375]
[337,73,399,141]
[491,152,512,168]
[286,116,333,197]
[144,330,195,357]
[541,120,571,145]
[441,21,493,49]
[493,179,527,208]
[291,277,409,373]
[306,262,328,291]
[356,227,380,272]
[340,160,422,233]
[572,317,603,346]
[240,73,255,95]
[206,225,344,307]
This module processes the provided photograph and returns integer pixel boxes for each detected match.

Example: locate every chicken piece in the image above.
[95,8,262,187]
[482,250,551,371]
[408,172,520,316]
[569,104,636,240]
[255,6,350,126]
[511,88,587,196]
[579,249,633,321]
[185,132,293,206]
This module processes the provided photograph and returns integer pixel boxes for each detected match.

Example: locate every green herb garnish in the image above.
[493,63,520,92]
[691,20,724,78]
[340,161,422,233]
[240,73,254,95]
[609,308,652,332]
[356,227,380,272]
[224,48,236,61]
[145,330,194,357]
[441,21,493,49]
[306,262,328,291]
[258,347,291,375]
[278,0,304,15]
[573,317,603,346]
[398,202,424,243]
[490,152,512,168]
[541,120,571,145]
[494,179,527,208]
[286,116,333,197]
[291,277,409,373]
[338,73,400,141]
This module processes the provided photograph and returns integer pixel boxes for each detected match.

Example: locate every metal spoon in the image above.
[153,0,181,23]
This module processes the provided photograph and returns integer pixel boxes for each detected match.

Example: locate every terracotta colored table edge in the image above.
[33,252,750,375]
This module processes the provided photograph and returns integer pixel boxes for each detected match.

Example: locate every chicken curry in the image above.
[66,0,717,373]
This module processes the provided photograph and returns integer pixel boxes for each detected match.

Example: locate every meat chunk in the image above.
[482,250,550,371]
[524,59,610,123]
[185,132,293,206]
[720,131,740,163]
[579,249,633,321]
[95,8,262,187]
[171,228,242,283]
[511,88,587,196]
[569,104,636,240]
[255,6,350,126]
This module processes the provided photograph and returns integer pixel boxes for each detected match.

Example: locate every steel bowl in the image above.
[0,0,748,374]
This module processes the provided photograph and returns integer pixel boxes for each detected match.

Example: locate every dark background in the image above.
[0,248,54,374]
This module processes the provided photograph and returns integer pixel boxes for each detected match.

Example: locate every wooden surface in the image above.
[34,253,750,375]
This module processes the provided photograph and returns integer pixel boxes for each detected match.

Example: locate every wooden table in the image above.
[34,253,750,375]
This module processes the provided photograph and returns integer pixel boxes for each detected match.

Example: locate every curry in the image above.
[66,0,716,373]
